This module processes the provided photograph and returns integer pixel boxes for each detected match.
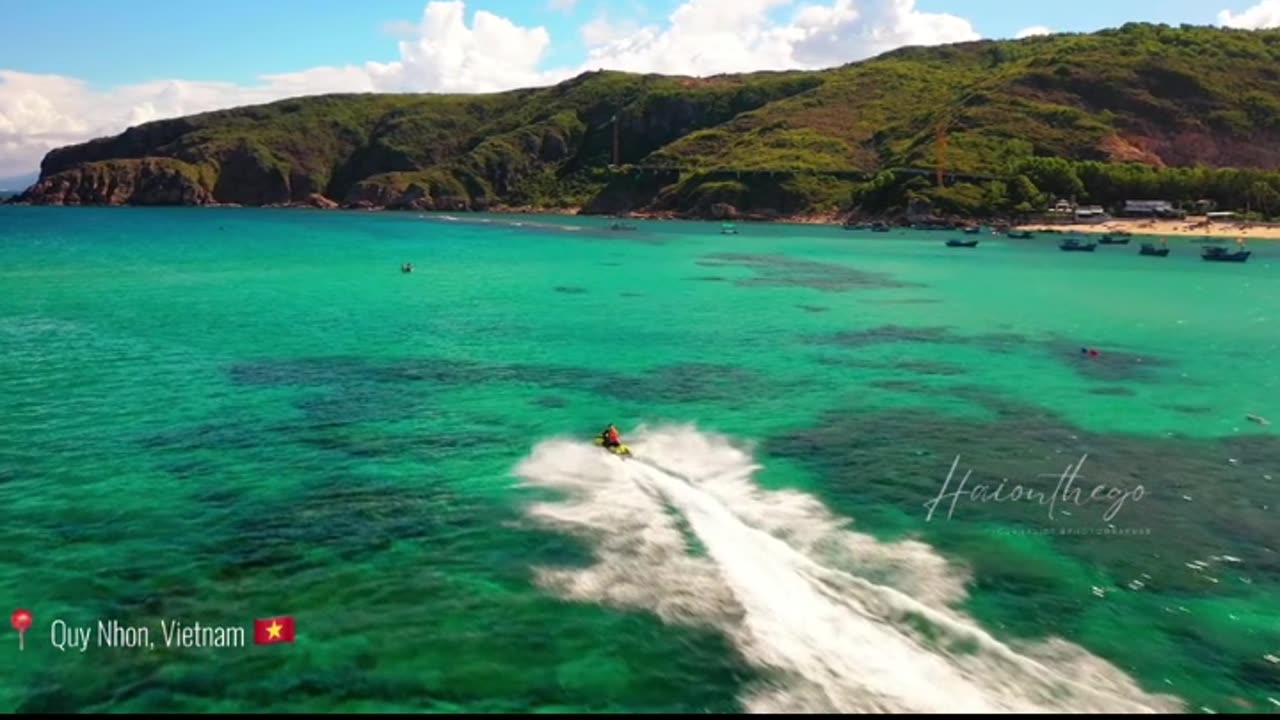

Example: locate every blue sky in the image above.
[0,0,1246,89]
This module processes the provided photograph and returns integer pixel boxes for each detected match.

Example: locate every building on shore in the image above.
[1074,205,1109,223]
[1120,200,1186,219]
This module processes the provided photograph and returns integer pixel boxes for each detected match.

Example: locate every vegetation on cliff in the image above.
[855,157,1280,220]
[15,23,1280,218]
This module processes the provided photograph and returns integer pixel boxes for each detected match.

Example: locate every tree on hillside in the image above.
[1014,157,1084,202]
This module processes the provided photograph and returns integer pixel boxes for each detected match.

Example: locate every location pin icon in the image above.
[11,609,32,651]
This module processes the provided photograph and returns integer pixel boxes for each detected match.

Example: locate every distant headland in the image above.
[8,23,1280,229]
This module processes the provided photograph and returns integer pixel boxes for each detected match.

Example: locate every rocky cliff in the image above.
[23,159,214,206]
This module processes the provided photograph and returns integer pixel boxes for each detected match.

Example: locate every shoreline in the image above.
[1016,218,1280,240]
[1,198,847,225]
[485,204,845,225]
[7,198,1280,239]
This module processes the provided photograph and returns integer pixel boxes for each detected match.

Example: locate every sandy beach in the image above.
[1018,217,1280,240]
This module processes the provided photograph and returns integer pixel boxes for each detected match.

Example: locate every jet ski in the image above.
[593,436,632,457]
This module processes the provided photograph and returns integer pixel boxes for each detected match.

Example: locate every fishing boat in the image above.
[1138,242,1170,257]
[1059,237,1097,252]
[1201,243,1251,262]
[962,225,982,235]
[1008,229,1034,239]
[945,238,979,248]
[1098,233,1131,245]
[720,222,739,235]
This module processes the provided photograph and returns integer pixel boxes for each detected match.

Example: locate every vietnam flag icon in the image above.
[253,616,296,645]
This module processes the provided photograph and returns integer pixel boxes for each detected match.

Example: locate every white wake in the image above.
[513,424,1183,713]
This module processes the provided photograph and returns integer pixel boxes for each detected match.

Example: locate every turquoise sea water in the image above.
[1,206,1277,712]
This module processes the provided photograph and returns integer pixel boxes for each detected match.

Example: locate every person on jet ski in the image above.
[600,424,622,448]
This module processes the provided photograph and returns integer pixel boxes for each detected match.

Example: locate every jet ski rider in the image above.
[600,424,622,448]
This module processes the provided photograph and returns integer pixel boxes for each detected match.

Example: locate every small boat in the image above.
[945,238,979,248]
[1008,230,1034,239]
[720,222,739,235]
[962,226,982,235]
[401,262,414,273]
[609,221,637,231]
[1138,242,1170,257]
[870,222,891,233]
[1059,238,1097,252]
[1098,234,1131,245]
[1201,245,1251,262]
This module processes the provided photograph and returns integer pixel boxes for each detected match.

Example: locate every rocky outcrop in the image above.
[301,193,339,209]
[40,119,196,177]
[210,143,292,205]
[709,202,738,220]
[19,158,213,206]
[265,193,340,209]
[341,173,472,211]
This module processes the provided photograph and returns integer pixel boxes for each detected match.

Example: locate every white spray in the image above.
[514,424,1183,714]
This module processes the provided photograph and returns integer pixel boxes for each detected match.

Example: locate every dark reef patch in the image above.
[205,475,494,581]
[867,378,937,393]
[227,356,374,388]
[293,383,434,425]
[797,305,830,313]
[1050,338,1171,382]
[690,275,730,282]
[805,325,1173,381]
[696,253,923,292]
[227,355,790,411]
[818,356,968,378]
[533,395,569,409]
[622,363,772,406]
[809,325,957,349]
[766,387,1280,592]
[1166,404,1215,416]
[764,384,1280,706]
[553,286,588,295]
[141,421,274,453]
[1088,386,1138,397]
[897,360,968,377]
[864,298,942,305]
[294,428,499,461]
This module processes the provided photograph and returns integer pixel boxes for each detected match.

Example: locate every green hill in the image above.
[15,23,1280,219]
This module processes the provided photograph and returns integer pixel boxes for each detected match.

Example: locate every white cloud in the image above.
[578,0,978,76]
[0,0,981,178]
[1218,0,1280,28]
[581,13,644,49]
[1015,25,1053,38]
